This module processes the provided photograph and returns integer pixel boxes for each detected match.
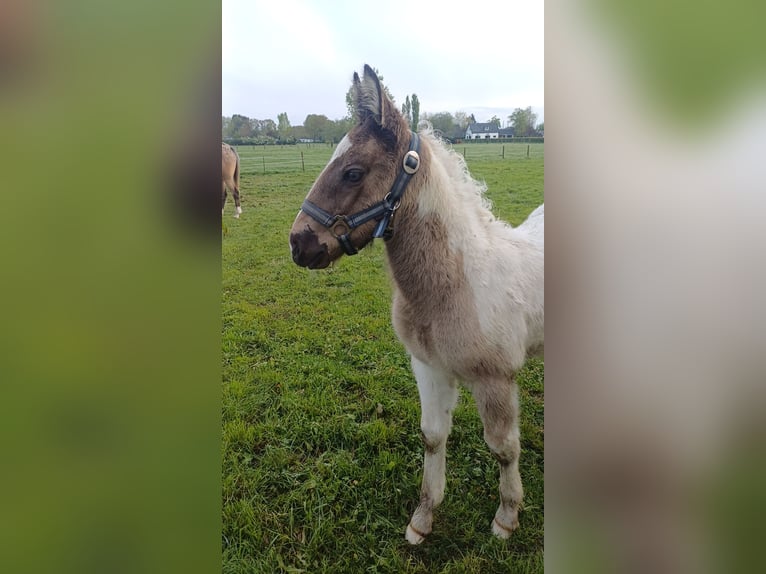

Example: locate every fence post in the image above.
[301,151,305,172]
[527,144,530,158]
[463,147,466,158]
[502,145,505,159]
[262,156,266,174]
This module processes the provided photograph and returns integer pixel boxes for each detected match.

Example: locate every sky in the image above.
[222,0,543,128]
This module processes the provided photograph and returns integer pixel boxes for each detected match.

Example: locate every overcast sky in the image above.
[222,0,543,127]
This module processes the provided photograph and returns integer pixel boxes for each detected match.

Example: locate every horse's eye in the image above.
[344,169,364,183]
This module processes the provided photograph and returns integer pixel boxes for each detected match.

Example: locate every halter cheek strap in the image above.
[300,131,421,256]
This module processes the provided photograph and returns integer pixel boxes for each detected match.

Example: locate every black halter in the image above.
[300,131,421,255]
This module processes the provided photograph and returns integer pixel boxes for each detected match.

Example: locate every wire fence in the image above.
[232,141,543,176]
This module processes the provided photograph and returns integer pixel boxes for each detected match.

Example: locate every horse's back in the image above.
[518,204,544,241]
[485,204,544,365]
[222,143,238,165]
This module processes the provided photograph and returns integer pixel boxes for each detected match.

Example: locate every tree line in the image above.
[221,113,353,145]
[222,105,542,145]
[224,69,542,144]
[422,107,543,139]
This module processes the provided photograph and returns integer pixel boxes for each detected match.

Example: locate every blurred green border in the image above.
[0,2,221,573]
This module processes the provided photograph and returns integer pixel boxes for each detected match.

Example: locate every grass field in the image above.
[222,141,544,573]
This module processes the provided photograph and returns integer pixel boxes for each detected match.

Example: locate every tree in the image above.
[249,118,262,137]
[402,95,411,126]
[536,121,544,136]
[508,107,538,137]
[291,124,308,141]
[400,93,420,130]
[454,111,470,130]
[304,114,331,142]
[345,67,395,119]
[410,94,420,130]
[326,117,354,143]
[277,112,292,142]
[489,115,501,128]
[422,111,456,136]
[260,119,278,139]
[228,114,252,138]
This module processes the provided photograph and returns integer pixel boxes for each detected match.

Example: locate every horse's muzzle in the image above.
[290,228,330,269]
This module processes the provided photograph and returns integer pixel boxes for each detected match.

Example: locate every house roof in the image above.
[467,122,498,133]
[498,127,515,136]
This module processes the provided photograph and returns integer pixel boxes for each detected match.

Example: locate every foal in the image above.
[289,65,544,543]
[222,142,242,218]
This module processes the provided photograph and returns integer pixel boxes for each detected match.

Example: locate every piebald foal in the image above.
[289,65,544,544]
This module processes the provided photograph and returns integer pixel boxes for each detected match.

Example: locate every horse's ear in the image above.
[354,64,392,128]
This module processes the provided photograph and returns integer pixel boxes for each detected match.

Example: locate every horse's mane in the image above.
[417,125,503,233]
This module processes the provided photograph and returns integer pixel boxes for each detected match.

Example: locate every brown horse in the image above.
[289,65,544,544]
[222,142,242,218]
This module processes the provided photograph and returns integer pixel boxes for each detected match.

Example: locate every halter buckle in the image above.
[330,215,351,238]
[402,150,420,175]
[382,192,402,212]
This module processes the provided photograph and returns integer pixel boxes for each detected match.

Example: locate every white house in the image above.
[465,122,499,139]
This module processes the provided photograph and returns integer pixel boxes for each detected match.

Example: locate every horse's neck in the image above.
[384,152,481,308]
[384,230,457,317]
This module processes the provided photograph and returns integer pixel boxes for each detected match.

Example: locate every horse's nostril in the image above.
[290,237,301,259]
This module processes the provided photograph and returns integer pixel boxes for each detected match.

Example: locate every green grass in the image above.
[223,141,544,573]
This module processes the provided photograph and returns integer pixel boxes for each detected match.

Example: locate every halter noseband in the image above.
[300,131,421,255]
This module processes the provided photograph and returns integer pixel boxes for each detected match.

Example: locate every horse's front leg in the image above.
[405,358,458,544]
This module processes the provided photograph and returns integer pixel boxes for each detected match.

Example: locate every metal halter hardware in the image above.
[300,131,421,256]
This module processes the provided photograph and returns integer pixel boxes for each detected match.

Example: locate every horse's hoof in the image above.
[233,214,240,219]
[491,517,517,539]
[405,523,427,545]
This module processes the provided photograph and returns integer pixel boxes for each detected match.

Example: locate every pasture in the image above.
[222,141,544,573]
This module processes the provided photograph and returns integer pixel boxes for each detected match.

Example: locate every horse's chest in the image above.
[391,297,432,361]
[391,292,470,370]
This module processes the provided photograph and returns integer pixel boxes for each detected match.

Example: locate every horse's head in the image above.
[290,65,420,269]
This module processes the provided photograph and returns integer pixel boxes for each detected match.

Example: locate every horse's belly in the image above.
[392,297,518,379]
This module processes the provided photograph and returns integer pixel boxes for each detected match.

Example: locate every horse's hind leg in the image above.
[406,358,458,545]
[232,185,242,218]
[472,376,523,539]
[222,183,227,216]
